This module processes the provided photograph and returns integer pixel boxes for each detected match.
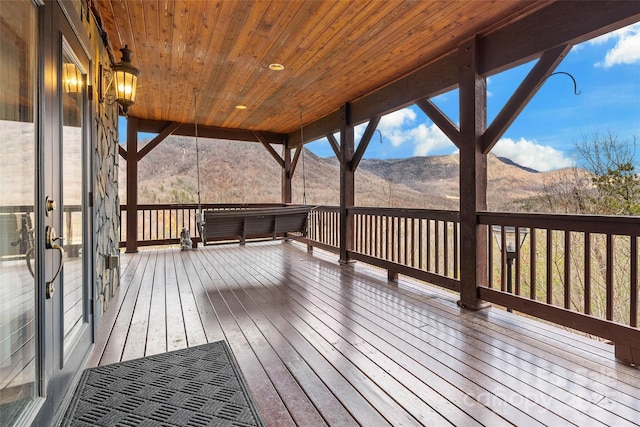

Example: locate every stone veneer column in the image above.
[86,10,121,315]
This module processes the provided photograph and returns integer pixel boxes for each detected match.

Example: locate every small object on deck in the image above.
[180,227,193,250]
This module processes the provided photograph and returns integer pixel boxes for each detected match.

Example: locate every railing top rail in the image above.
[309,205,340,213]
[479,211,640,235]
[350,206,459,221]
[122,203,288,211]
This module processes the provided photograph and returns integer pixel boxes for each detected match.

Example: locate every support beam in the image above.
[339,104,355,264]
[118,144,127,160]
[416,98,460,148]
[350,116,380,172]
[482,44,571,153]
[135,118,286,145]
[282,146,292,204]
[137,121,181,160]
[255,133,285,168]
[125,117,139,253]
[291,147,302,177]
[327,133,341,159]
[458,38,489,310]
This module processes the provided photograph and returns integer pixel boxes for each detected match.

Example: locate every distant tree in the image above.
[540,166,592,214]
[576,131,640,215]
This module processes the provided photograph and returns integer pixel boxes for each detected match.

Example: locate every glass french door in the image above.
[1,1,94,424]
[0,1,39,425]
[47,12,94,416]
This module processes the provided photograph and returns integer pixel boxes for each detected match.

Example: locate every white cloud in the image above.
[492,137,574,172]
[380,108,417,129]
[591,23,640,67]
[412,124,454,156]
[372,107,456,155]
[378,108,418,147]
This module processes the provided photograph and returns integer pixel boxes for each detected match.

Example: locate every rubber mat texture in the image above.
[61,341,266,427]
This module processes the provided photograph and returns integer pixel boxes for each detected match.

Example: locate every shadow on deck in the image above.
[88,241,640,426]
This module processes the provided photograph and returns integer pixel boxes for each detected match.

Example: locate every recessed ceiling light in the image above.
[269,63,285,71]
[235,104,247,110]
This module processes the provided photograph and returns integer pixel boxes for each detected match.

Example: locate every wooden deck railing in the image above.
[305,206,340,251]
[306,207,460,293]
[478,212,640,361]
[349,207,460,292]
[120,203,639,361]
[119,203,286,247]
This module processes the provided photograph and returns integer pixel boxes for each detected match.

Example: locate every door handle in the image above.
[45,225,64,299]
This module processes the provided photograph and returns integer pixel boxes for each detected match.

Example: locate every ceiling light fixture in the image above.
[269,63,285,71]
[235,105,247,110]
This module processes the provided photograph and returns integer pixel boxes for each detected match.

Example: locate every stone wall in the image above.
[83,3,121,315]
[94,99,120,314]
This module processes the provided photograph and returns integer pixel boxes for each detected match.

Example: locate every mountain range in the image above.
[120,135,582,212]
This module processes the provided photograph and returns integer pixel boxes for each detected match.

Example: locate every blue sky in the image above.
[307,23,640,172]
[123,23,639,173]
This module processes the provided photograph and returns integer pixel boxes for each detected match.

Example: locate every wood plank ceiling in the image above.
[93,0,552,140]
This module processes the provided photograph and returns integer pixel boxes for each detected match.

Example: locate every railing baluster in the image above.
[384,216,389,260]
[584,232,591,315]
[412,217,416,267]
[435,220,440,275]
[141,210,146,241]
[403,217,408,266]
[564,231,571,309]
[396,216,400,263]
[546,229,553,305]
[488,225,494,289]
[362,214,367,255]
[444,220,449,276]
[369,215,373,256]
[373,214,377,257]
[418,218,424,270]
[324,211,328,245]
[515,226,521,295]
[363,214,366,253]
[501,228,507,292]
[425,219,432,271]
[631,235,638,327]
[530,228,537,301]
[360,214,364,253]
[390,216,395,262]
[454,221,459,279]
[607,234,614,321]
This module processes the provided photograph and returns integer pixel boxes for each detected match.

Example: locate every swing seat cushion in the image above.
[201,205,314,245]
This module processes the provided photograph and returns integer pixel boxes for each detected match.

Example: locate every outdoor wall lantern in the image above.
[492,225,529,312]
[99,45,140,114]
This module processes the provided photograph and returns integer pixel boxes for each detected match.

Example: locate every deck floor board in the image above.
[88,241,640,426]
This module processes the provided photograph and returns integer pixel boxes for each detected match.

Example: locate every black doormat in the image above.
[61,341,266,426]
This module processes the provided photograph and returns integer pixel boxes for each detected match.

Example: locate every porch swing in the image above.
[193,93,314,246]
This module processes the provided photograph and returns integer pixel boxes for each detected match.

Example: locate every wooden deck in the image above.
[87,241,640,426]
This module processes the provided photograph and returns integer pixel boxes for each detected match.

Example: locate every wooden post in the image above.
[339,104,355,264]
[125,116,138,253]
[282,146,292,204]
[458,37,489,309]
